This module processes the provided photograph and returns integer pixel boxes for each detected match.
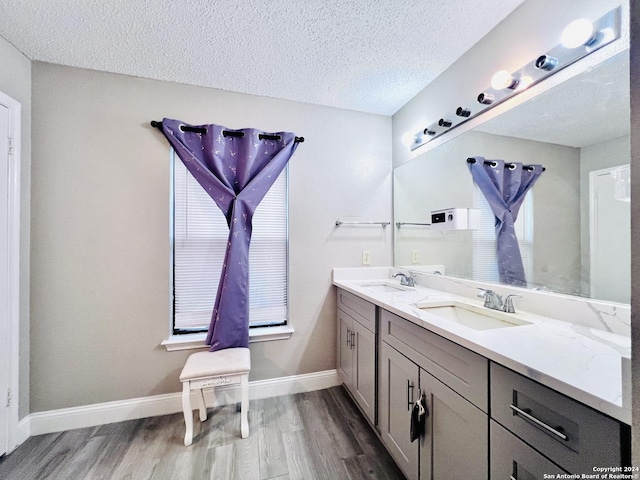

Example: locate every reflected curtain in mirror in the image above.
[467,157,543,287]
[160,118,301,351]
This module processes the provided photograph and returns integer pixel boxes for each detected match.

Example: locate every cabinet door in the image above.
[352,319,376,423]
[337,309,353,388]
[380,342,420,480]
[420,369,488,480]
[490,420,566,480]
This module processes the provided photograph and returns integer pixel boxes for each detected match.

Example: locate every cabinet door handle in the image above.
[509,404,568,441]
[406,380,414,411]
[346,328,351,347]
[351,330,355,349]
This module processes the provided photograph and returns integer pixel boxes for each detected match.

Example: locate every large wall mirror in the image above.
[394,50,630,304]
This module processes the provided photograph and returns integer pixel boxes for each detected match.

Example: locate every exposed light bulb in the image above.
[517,76,534,90]
[401,131,417,147]
[491,70,519,90]
[561,18,595,48]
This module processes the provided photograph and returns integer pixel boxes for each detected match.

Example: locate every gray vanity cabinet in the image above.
[379,309,488,480]
[336,289,629,478]
[336,289,376,424]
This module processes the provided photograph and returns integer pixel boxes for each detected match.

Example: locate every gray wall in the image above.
[0,35,31,419]
[30,62,392,412]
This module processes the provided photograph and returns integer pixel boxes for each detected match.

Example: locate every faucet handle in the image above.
[476,288,494,300]
[503,294,522,313]
[477,288,502,309]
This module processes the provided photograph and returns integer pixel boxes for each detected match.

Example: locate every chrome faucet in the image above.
[477,289,521,313]
[477,289,503,310]
[393,272,416,287]
[503,294,522,313]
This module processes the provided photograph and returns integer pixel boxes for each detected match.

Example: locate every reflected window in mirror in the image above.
[472,186,533,284]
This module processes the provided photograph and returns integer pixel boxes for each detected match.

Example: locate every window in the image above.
[472,185,533,284]
[171,151,288,334]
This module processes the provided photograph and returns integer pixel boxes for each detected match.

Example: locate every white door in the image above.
[0,101,9,456]
[590,166,630,303]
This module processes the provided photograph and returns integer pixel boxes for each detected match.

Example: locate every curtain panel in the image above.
[159,118,301,351]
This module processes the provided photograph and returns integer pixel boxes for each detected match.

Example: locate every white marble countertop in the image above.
[333,268,631,425]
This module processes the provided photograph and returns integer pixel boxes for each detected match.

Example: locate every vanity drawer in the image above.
[337,288,376,332]
[490,420,568,479]
[381,309,488,411]
[490,362,624,473]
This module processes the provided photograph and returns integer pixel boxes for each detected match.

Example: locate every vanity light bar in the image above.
[409,7,621,152]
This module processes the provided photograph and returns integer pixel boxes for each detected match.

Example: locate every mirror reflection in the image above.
[394,51,630,304]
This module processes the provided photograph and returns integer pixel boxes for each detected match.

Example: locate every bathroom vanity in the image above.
[333,267,630,479]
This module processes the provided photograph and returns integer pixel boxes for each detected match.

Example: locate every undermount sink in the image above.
[415,301,532,330]
[358,281,414,293]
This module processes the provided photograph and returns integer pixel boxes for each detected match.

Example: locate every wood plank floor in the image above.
[0,386,406,479]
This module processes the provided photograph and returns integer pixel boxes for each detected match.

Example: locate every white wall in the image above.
[30,62,392,412]
[0,35,31,420]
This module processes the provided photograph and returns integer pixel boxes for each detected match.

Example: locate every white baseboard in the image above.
[22,369,339,438]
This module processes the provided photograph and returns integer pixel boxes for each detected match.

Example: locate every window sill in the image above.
[161,325,295,352]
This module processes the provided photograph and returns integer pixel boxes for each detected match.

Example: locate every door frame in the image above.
[0,90,21,455]
[589,164,629,299]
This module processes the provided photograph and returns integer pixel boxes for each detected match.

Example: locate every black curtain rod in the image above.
[466,157,546,172]
[150,120,304,143]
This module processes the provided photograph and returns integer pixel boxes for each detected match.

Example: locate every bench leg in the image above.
[182,382,194,446]
[196,387,207,422]
[240,374,249,438]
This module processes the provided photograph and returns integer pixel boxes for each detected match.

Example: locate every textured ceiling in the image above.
[0,0,526,115]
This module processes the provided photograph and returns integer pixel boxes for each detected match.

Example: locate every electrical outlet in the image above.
[411,250,419,264]
[362,251,371,265]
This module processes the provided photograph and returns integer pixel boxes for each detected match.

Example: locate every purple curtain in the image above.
[160,118,300,351]
[467,157,543,287]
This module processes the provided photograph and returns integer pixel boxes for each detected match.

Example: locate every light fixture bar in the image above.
[409,6,621,152]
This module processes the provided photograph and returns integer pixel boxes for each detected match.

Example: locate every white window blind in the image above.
[172,151,288,332]
[472,185,533,284]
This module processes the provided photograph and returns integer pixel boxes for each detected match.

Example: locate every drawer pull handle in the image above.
[407,380,415,411]
[509,404,568,441]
